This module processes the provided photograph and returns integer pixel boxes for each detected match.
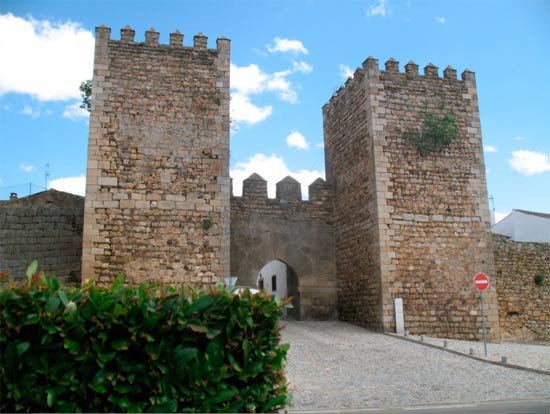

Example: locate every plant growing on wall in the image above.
[79,80,92,112]
[202,218,213,230]
[404,104,458,156]
[534,274,546,286]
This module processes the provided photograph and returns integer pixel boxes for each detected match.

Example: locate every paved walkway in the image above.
[281,321,550,411]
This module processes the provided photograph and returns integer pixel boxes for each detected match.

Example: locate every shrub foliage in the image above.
[0,264,290,412]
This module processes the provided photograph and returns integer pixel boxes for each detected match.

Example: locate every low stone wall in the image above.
[493,234,550,341]
[0,190,84,283]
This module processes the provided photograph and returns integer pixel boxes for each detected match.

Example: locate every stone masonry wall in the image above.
[323,57,498,339]
[493,234,550,341]
[230,174,337,320]
[0,190,83,283]
[82,26,230,286]
[323,65,383,330]
[374,59,498,339]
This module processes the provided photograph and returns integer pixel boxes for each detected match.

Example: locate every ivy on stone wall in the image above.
[404,104,458,156]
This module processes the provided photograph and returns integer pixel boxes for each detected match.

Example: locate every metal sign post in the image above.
[480,291,487,357]
[474,273,490,357]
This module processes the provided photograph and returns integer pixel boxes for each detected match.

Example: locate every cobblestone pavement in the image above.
[281,321,550,411]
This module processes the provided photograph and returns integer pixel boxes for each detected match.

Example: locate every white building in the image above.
[492,209,550,243]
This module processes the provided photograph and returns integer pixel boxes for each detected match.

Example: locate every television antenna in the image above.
[45,163,50,191]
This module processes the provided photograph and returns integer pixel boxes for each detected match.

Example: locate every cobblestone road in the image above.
[281,321,550,411]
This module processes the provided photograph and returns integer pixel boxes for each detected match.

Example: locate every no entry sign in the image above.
[474,273,490,292]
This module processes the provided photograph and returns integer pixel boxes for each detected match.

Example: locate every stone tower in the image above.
[323,57,498,339]
[82,26,230,286]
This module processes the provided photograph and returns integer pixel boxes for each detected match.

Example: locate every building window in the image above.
[272,275,277,292]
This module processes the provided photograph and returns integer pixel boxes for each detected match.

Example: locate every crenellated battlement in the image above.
[95,25,230,53]
[323,56,476,112]
[230,173,333,223]
[232,173,332,203]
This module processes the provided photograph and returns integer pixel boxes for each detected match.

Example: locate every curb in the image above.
[384,332,550,376]
[284,397,550,413]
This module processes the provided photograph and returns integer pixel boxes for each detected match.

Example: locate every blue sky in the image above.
[0,0,548,222]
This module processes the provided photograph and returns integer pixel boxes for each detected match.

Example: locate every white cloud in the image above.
[230,60,312,125]
[266,37,308,55]
[366,0,388,17]
[435,16,447,24]
[230,93,272,126]
[230,63,268,96]
[21,105,41,119]
[293,61,313,74]
[19,162,35,173]
[2,104,10,111]
[286,131,309,150]
[63,101,89,120]
[266,71,295,102]
[339,64,354,80]
[509,150,550,175]
[513,136,525,141]
[0,13,94,101]
[230,153,324,199]
[317,142,324,149]
[48,174,86,196]
[484,145,497,153]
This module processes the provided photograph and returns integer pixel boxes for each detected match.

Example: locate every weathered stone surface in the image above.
[81,27,230,286]
[0,190,83,283]
[494,234,550,341]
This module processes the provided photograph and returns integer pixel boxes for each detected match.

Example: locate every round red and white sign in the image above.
[474,273,490,291]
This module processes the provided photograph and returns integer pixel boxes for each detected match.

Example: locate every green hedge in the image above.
[0,264,290,412]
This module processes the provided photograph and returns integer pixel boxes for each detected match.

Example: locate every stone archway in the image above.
[230,209,337,320]
[256,259,301,319]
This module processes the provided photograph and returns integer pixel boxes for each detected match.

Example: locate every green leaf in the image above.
[64,338,81,353]
[112,338,131,351]
[117,384,132,394]
[210,388,236,404]
[98,351,117,363]
[220,399,244,413]
[26,260,38,283]
[187,295,214,313]
[228,355,242,373]
[58,290,69,306]
[262,395,288,412]
[6,342,18,377]
[16,341,30,356]
[189,324,208,333]
[44,296,61,312]
[242,338,251,355]
[173,346,198,364]
[47,388,56,408]
[63,301,78,319]
[145,343,160,360]
[206,327,221,339]
[140,331,155,342]
[148,399,177,413]
[112,273,125,291]
[47,276,60,291]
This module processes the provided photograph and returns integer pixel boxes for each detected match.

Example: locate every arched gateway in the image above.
[230,174,337,320]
